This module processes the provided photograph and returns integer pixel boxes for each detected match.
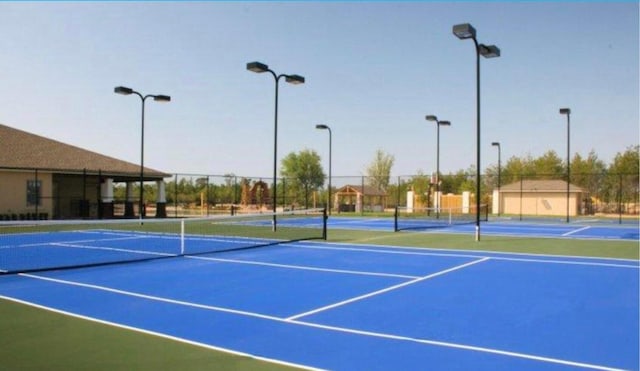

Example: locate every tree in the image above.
[408,171,430,207]
[441,167,475,194]
[607,146,640,209]
[280,149,326,208]
[222,173,238,204]
[366,149,395,192]
[240,178,252,207]
[483,163,499,191]
[571,150,607,198]
[501,154,536,184]
[609,145,639,176]
[533,150,564,179]
[177,177,198,204]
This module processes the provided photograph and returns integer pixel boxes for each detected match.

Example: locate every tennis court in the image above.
[328,215,640,241]
[0,214,638,370]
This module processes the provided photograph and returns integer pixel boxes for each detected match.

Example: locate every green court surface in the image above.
[326,229,639,260]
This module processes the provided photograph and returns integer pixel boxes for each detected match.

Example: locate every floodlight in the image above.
[479,44,501,58]
[246,61,269,73]
[286,74,305,84]
[114,86,133,95]
[153,95,171,102]
[453,23,476,40]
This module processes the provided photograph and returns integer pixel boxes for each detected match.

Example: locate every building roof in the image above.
[500,179,584,193]
[335,185,387,197]
[0,123,169,180]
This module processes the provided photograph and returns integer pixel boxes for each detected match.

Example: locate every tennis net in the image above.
[0,208,326,274]
[394,205,488,231]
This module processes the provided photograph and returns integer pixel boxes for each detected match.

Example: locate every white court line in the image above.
[291,318,628,371]
[563,225,591,237]
[51,242,175,257]
[485,256,639,269]
[332,218,388,225]
[19,273,288,321]
[12,273,626,371]
[187,255,419,279]
[285,257,490,321]
[0,295,326,371]
[1,235,150,249]
[293,243,640,268]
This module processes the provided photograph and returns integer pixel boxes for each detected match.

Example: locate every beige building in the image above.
[334,185,388,213]
[0,124,169,220]
[497,179,584,217]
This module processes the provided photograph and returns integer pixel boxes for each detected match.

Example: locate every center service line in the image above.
[562,225,591,237]
[285,257,490,321]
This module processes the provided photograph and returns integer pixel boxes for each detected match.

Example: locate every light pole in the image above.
[247,61,305,231]
[453,23,500,241]
[425,115,451,218]
[491,141,501,217]
[114,86,170,224]
[559,108,571,223]
[315,124,332,215]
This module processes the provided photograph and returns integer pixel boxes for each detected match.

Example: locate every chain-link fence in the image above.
[1,167,638,224]
[486,173,639,224]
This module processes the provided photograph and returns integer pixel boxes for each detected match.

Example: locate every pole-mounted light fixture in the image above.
[425,115,451,218]
[114,85,171,224]
[247,61,305,231]
[452,22,500,241]
[315,124,332,216]
[559,108,571,223]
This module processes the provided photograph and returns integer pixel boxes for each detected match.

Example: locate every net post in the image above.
[180,218,185,255]
[394,205,399,232]
[322,207,328,240]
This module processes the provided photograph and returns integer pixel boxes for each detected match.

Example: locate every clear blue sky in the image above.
[1,2,638,178]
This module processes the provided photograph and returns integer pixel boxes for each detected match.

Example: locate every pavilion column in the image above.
[99,178,114,219]
[156,180,167,218]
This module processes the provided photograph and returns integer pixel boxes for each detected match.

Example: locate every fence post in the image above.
[618,173,623,225]
[361,175,365,216]
[206,176,210,217]
[234,176,238,205]
[396,176,400,208]
[519,174,523,221]
[282,177,286,210]
[98,169,103,219]
[35,168,39,218]
[174,174,178,218]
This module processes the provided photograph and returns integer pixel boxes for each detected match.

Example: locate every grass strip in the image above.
[0,298,301,371]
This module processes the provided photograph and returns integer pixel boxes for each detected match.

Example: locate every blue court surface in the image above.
[1,232,638,370]
[328,216,640,241]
